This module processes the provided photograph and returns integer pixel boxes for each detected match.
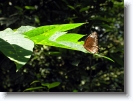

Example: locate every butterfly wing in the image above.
[83,32,98,53]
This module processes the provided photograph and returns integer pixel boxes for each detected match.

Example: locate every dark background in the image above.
[0,0,124,92]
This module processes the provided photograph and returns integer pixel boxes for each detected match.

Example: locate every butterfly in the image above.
[83,32,98,54]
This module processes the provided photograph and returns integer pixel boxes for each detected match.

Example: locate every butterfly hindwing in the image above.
[83,32,98,53]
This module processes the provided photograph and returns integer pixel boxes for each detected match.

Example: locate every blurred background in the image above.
[0,0,124,92]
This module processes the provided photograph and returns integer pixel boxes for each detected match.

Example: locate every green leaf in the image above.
[80,6,90,12]
[24,6,36,10]
[94,54,114,62]
[23,23,85,50]
[24,86,45,92]
[67,5,75,10]
[48,32,85,51]
[0,28,34,69]
[73,89,78,92]
[24,23,85,39]
[30,80,40,85]
[56,40,86,52]
[56,33,84,42]
[49,31,68,41]
[41,82,61,89]
[16,26,35,34]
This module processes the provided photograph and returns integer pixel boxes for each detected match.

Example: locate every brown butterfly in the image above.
[83,32,98,54]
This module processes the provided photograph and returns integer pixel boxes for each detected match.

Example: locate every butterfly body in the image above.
[83,32,98,54]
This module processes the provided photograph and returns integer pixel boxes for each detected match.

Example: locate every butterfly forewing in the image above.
[83,32,98,53]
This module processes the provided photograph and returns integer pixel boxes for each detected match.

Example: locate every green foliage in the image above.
[0,0,124,92]
[24,23,85,50]
[0,27,34,69]
[24,23,114,61]
[24,81,60,92]
[0,23,114,70]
